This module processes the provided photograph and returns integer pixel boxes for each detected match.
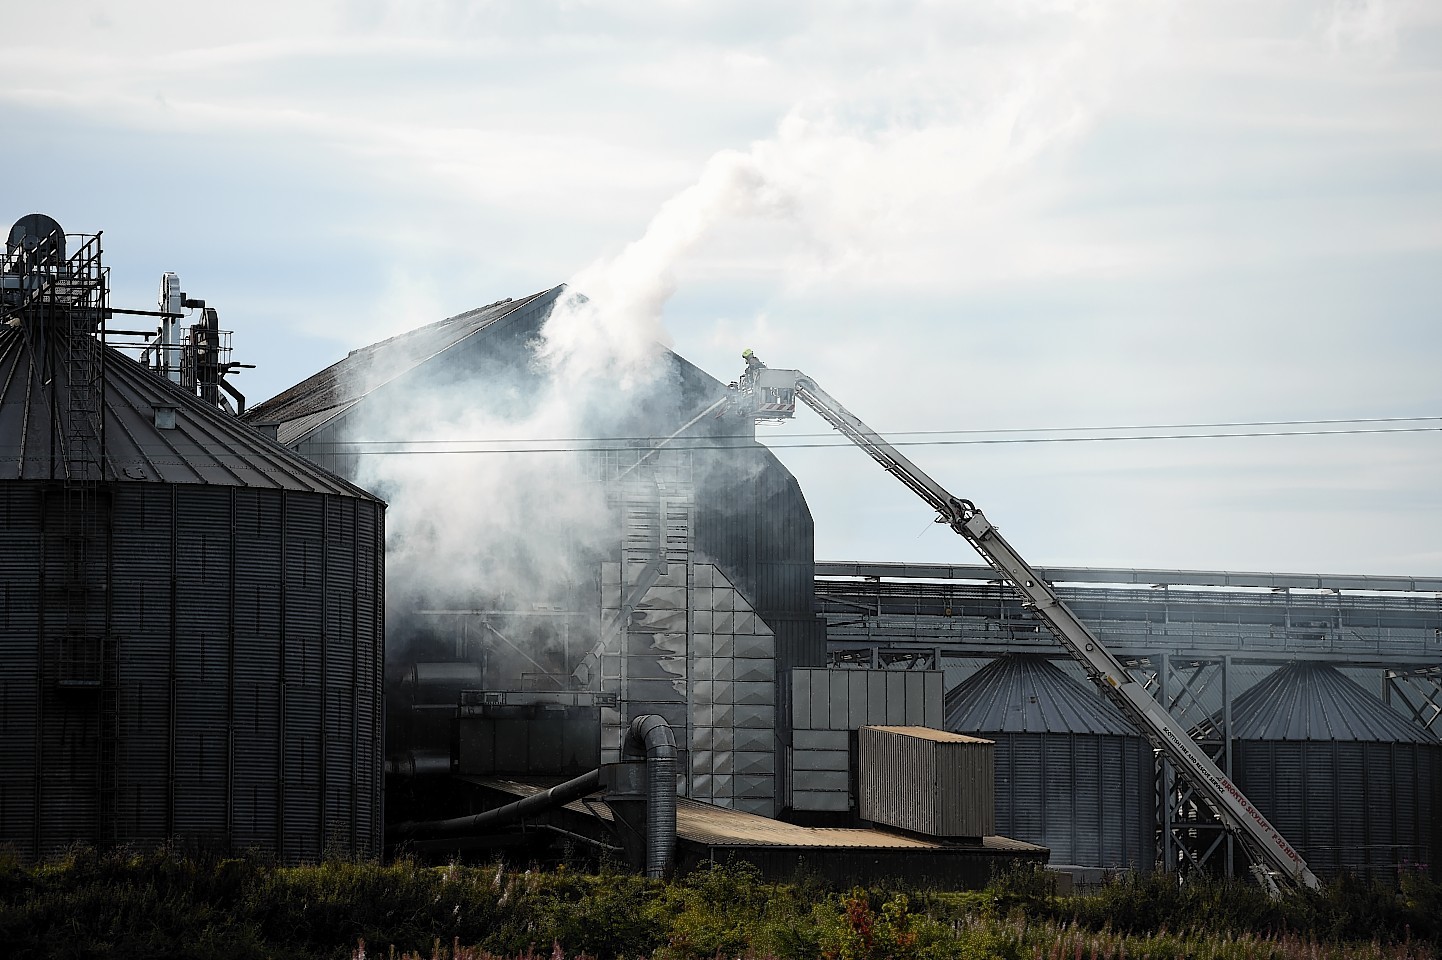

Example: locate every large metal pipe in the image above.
[390,768,602,842]
[622,714,677,879]
[384,749,453,779]
[406,661,486,704]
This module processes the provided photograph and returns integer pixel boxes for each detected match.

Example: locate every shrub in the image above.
[3,849,1439,959]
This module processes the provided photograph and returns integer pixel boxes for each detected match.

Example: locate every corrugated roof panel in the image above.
[0,326,378,499]
[274,405,356,447]
[867,725,992,745]
[244,288,562,432]
[945,654,1134,736]
[1227,662,1439,744]
[469,777,1045,852]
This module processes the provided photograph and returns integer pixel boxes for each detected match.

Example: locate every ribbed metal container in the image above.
[946,655,1155,870]
[0,330,385,862]
[1223,662,1442,881]
[859,725,995,838]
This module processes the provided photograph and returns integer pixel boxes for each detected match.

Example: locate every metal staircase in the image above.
[8,223,120,843]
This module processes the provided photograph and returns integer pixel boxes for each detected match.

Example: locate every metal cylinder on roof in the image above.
[945,654,1155,871]
[0,320,386,863]
[1221,662,1441,882]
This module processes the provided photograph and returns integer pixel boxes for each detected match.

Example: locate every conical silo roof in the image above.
[0,325,379,499]
[1227,662,1438,744]
[946,654,1136,736]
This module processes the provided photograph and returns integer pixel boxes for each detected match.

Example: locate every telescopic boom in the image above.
[734,351,1320,892]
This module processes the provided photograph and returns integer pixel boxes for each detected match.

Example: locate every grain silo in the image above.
[1224,662,1441,881]
[0,215,385,861]
[945,654,1155,872]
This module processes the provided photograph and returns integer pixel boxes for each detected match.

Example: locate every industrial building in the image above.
[242,286,1439,884]
[241,285,1033,881]
[819,563,1442,879]
[5,212,1438,887]
[243,286,828,819]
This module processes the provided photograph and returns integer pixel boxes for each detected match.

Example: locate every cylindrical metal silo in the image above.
[0,301,385,862]
[1223,662,1441,882]
[946,654,1155,871]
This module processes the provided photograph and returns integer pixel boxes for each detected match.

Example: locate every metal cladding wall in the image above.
[987,729,1154,871]
[858,726,995,839]
[1233,740,1440,881]
[1223,662,1442,882]
[946,655,1155,871]
[0,482,385,862]
[691,451,826,672]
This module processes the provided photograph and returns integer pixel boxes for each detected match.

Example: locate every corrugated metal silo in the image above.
[1224,662,1441,881]
[0,290,385,861]
[945,654,1155,870]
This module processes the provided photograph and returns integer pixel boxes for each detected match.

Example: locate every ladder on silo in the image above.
[44,231,120,844]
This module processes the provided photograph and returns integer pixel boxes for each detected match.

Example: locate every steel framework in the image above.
[817,562,1442,876]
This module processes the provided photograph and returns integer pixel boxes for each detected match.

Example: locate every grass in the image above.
[1,847,1437,959]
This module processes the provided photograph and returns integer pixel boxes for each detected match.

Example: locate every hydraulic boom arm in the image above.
[736,352,1320,891]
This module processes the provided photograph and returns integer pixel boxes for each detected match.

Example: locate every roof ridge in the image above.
[245,285,563,426]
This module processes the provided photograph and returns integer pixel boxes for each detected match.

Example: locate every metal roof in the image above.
[244,286,563,444]
[1225,661,1440,744]
[673,798,1041,851]
[470,777,1043,852]
[0,325,378,498]
[945,654,1137,736]
[817,561,1442,594]
[865,725,993,745]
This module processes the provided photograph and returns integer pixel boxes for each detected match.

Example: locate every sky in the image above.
[4,0,1441,576]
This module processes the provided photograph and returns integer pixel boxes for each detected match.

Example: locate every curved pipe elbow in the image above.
[624,713,678,761]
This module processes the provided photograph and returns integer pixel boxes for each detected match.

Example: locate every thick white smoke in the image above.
[535,148,795,386]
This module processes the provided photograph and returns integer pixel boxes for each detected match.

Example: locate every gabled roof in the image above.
[1225,662,1438,744]
[945,654,1136,737]
[244,285,564,444]
[0,325,378,498]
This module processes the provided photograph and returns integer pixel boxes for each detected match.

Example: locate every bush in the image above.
[2,848,1439,959]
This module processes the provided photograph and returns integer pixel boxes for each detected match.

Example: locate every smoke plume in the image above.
[535,148,794,386]
[352,1,1159,676]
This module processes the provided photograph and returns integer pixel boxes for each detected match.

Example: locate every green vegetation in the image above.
[1,847,1437,959]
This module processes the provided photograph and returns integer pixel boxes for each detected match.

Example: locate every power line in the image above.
[315,423,1442,455]
[311,414,1442,448]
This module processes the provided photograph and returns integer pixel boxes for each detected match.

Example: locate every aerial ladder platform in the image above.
[732,350,1320,892]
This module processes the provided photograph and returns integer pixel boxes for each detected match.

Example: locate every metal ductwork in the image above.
[391,768,602,842]
[384,749,453,779]
[621,714,678,879]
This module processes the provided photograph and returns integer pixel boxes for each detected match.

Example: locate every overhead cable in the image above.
[312,414,1442,448]
[315,423,1442,455]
